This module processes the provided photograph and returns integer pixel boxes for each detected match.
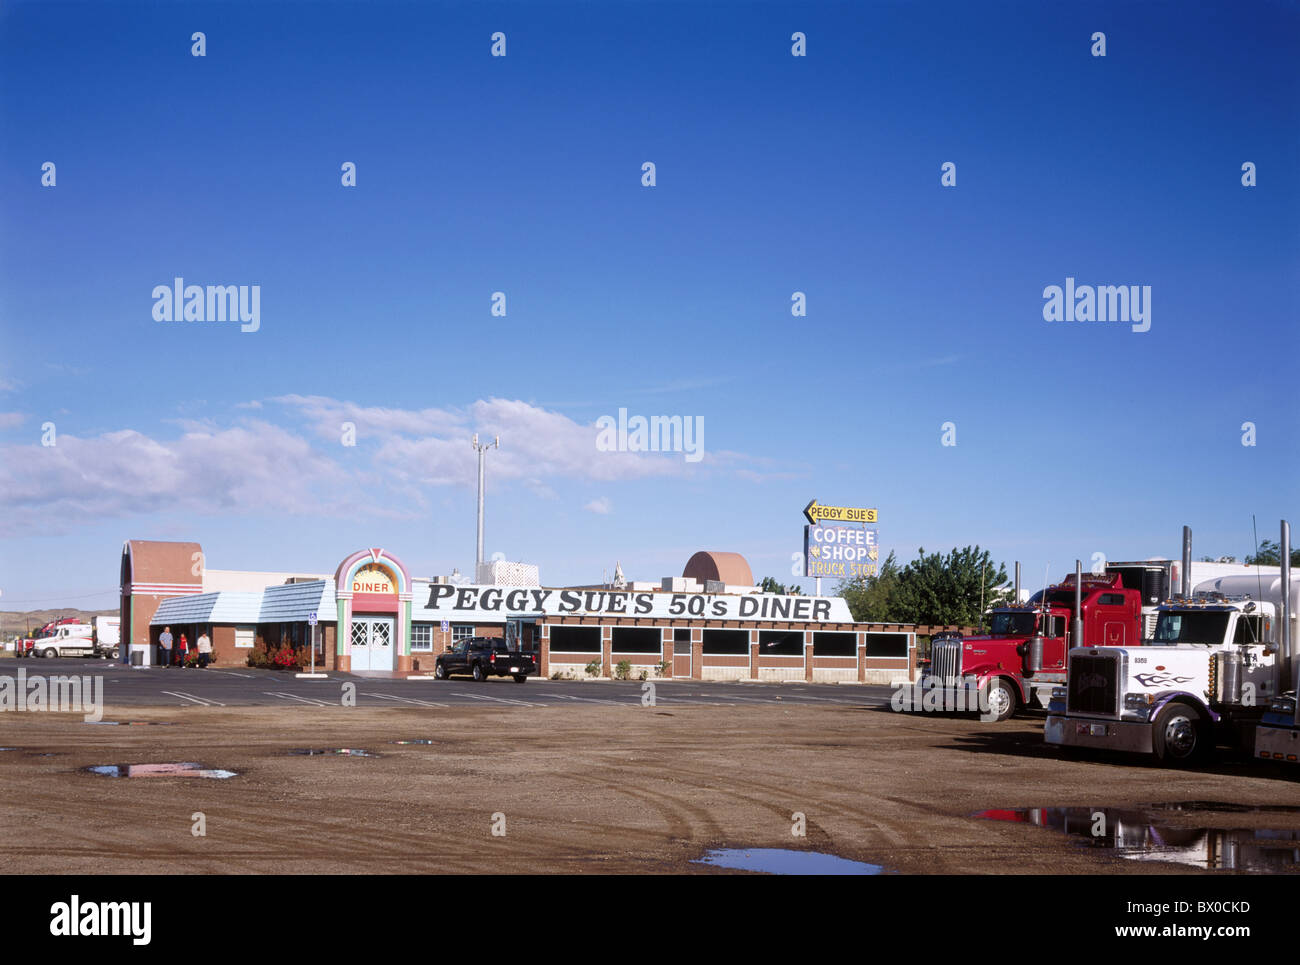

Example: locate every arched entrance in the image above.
[334,549,413,673]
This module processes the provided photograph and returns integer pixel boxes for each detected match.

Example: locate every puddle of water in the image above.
[85,762,238,779]
[289,748,380,757]
[693,848,886,875]
[388,739,434,745]
[25,752,62,757]
[977,806,1300,873]
[85,721,175,726]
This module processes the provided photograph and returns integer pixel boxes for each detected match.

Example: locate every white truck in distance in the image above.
[29,623,95,658]
[1045,572,1300,765]
[92,616,120,658]
[29,618,120,659]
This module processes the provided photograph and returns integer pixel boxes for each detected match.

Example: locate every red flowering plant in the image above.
[247,640,304,670]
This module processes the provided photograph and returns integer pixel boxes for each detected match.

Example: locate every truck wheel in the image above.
[434,663,447,680]
[513,674,527,683]
[472,663,486,682]
[42,648,58,659]
[986,678,1018,722]
[1152,703,1211,766]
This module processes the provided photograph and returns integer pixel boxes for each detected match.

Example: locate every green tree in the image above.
[836,551,900,622]
[759,576,800,595]
[1246,539,1300,567]
[889,546,1008,627]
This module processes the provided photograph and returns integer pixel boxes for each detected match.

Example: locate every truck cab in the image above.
[31,623,97,659]
[1046,590,1284,765]
[918,572,1142,721]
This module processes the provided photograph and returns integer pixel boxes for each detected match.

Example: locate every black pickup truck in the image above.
[434,637,535,682]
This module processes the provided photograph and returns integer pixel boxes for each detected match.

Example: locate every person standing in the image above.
[196,629,212,668]
[177,632,189,668]
[159,626,173,668]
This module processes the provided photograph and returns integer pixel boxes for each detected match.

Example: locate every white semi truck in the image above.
[25,617,120,659]
[1254,520,1299,765]
[1045,523,1299,766]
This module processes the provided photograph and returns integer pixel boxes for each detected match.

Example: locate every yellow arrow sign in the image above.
[804,500,877,525]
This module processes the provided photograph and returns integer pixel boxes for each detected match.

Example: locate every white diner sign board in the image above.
[415,583,852,624]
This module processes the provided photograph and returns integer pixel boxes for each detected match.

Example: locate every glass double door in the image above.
[350,615,394,671]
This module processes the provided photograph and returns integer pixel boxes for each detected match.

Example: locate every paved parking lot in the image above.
[3,657,897,710]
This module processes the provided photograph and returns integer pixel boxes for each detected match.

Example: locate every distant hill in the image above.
[1,609,118,640]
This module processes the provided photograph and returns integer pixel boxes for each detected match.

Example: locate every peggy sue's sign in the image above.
[419,585,853,623]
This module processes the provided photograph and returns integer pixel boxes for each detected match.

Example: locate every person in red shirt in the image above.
[177,633,189,668]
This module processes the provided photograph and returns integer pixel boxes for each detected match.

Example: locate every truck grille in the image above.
[930,639,962,683]
[1068,653,1120,716]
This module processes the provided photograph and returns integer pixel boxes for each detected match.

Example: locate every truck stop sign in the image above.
[804,525,879,579]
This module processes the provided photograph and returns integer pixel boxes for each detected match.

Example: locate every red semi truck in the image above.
[912,571,1144,721]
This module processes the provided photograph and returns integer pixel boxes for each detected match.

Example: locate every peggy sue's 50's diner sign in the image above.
[418,584,853,623]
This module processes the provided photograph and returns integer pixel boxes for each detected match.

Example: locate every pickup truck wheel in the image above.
[42,648,58,659]
[986,678,1017,722]
[513,674,527,683]
[472,663,486,682]
[1152,703,1211,767]
[434,663,447,680]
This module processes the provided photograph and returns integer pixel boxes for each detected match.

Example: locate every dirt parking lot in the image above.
[1,702,1296,874]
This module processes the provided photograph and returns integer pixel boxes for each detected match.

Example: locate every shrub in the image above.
[614,660,632,681]
[584,659,602,678]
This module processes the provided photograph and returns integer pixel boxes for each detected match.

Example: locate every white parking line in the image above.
[263,691,333,707]
[369,692,449,708]
[161,690,224,707]
[200,668,258,678]
[774,693,860,703]
[461,692,543,708]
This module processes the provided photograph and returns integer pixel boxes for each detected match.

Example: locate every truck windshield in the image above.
[989,612,1036,636]
[1154,611,1230,645]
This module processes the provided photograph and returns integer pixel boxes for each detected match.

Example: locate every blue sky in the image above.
[1,0,1296,610]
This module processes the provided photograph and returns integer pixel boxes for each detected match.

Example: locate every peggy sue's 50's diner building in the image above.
[120,540,926,682]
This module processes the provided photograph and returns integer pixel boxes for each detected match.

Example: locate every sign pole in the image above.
[298,610,322,679]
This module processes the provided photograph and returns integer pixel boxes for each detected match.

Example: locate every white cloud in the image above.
[275,394,692,487]
[0,395,797,535]
[0,421,355,536]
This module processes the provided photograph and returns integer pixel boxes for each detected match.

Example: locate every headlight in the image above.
[1269,695,1297,715]
[1124,693,1154,717]
[1051,687,1067,701]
